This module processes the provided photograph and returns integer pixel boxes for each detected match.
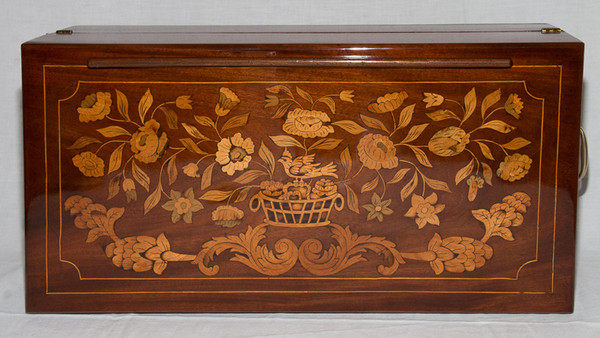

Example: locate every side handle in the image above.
[579,127,588,181]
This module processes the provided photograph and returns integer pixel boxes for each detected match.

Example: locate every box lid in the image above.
[25,24,581,45]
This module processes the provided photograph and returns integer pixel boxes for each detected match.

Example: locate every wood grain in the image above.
[22,25,583,313]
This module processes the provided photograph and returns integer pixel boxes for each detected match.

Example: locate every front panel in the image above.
[23,52,580,312]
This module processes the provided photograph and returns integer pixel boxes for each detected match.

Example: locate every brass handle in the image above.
[87,57,513,69]
[579,127,588,181]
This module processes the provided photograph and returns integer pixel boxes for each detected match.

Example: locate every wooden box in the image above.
[22,24,584,313]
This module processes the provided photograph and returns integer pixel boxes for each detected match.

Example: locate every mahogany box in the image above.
[21,24,584,313]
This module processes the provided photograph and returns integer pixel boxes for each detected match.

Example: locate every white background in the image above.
[2,0,599,336]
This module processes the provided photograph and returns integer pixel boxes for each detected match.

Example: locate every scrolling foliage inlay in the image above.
[63,83,536,277]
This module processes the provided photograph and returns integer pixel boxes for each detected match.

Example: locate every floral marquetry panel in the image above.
[57,81,542,277]
[23,26,583,312]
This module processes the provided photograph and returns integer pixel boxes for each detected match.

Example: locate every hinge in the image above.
[541,27,562,34]
[55,29,73,35]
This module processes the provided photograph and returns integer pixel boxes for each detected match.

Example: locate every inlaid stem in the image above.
[162,251,196,262]
[400,251,437,262]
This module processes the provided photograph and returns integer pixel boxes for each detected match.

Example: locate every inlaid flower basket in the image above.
[250,192,344,227]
